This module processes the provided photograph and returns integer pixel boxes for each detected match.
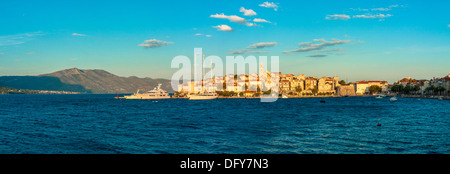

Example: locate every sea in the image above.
[0,94,448,154]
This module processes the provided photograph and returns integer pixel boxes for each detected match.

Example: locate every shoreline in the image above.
[2,93,448,100]
[172,94,449,100]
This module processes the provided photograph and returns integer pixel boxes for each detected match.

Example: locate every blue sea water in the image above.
[0,94,448,154]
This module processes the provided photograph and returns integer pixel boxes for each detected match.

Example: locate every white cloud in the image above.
[72,33,86,37]
[247,42,277,49]
[316,47,346,53]
[228,49,271,54]
[245,22,259,27]
[0,31,45,46]
[325,14,351,20]
[138,39,173,48]
[210,13,246,24]
[195,33,212,37]
[253,18,271,23]
[447,24,450,28]
[259,1,279,11]
[353,14,392,19]
[371,8,391,11]
[210,13,258,27]
[389,4,399,8]
[240,7,257,16]
[229,49,250,54]
[283,39,350,54]
[213,25,233,32]
[350,8,369,11]
[26,51,35,55]
[0,53,4,55]
[248,50,270,54]
[229,42,276,54]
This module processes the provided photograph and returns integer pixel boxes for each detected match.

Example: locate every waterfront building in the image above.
[318,76,339,94]
[280,80,290,92]
[355,81,369,95]
[226,81,236,92]
[304,77,318,91]
[290,78,304,92]
[175,61,364,96]
[237,79,246,92]
[395,77,412,87]
[355,80,388,95]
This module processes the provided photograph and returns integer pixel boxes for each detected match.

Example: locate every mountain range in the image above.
[0,68,172,93]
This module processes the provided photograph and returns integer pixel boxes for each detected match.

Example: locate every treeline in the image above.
[391,84,447,95]
[0,85,39,94]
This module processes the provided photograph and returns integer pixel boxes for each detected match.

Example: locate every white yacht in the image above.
[389,97,398,101]
[188,91,218,100]
[375,94,386,99]
[121,84,170,99]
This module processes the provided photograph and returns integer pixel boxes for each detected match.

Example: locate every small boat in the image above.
[281,93,288,98]
[438,96,443,101]
[389,97,398,101]
[375,94,386,99]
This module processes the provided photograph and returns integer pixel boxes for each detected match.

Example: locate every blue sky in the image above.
[0,0,449,83]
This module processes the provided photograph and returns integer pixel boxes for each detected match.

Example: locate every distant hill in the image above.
[0,68,172,94]
[0,76,91,93]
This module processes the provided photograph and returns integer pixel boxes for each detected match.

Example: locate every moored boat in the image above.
[375,94,386,99]
[389,97,398,101]
[120,84,170,99]
[188,92,218,100]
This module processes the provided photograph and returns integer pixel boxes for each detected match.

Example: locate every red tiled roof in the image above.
[400,78,410,82]
[356,81,368,84]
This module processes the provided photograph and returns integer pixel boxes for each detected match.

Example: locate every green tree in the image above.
[391,85,404,93]
[295,86,302,93]
[425,86,434,94]
[312,86,318,95]
[435,86,446,95]
[412,85,420,94]
[368,85,382,94]
[339,80,347,85]
[263,89,272,95]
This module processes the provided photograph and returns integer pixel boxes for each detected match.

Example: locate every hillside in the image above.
[0,68,172,94]
[39,68,172,93]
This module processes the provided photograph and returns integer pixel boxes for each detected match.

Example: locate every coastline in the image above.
[3,93,448,100]
[171,94,449,100]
